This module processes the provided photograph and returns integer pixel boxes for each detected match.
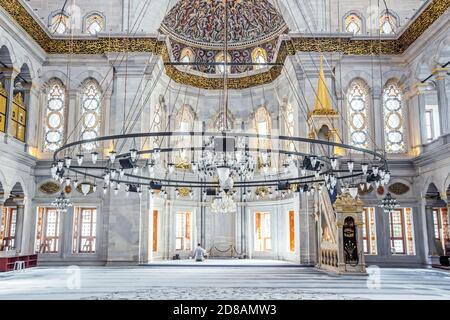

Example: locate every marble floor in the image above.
[0,260,450,300]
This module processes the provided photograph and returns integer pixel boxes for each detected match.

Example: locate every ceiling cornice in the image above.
[1,0,449,89]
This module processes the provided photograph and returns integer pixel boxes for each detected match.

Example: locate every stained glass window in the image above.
[432,208,449,254]
[284,104,295,151]
[389,208,415,255]
[0,207,17,251]
[215,52,231,74]
[347,80,369,148]
[289,210,295,252]
[151,102,164,148]
[85,13,104,35]
[180,48,194,69]
[383,81,405,153]
[175,212,191,251]
[35,207,60,253]
[252,47,268,70]
[81,79,101,151]
[255,107,272,150]
[72,207,96,253]
[44,79,65,152]
[362,207,377,255]
[380,13,397,35]
[344,14,362,35]
[50,13,69,34]
[174,105,194,163]
[255,212,271,251]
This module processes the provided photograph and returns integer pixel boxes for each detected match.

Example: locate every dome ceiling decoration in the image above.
[160,0,288,48]
[160,0,288,77]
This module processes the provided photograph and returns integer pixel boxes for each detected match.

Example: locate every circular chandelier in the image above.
[51,131,390,200]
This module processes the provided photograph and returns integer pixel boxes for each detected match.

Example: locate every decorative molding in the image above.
[38,181,60,195]
[333,192,364,213]
[1,0,449,89]
[388,182,410,195]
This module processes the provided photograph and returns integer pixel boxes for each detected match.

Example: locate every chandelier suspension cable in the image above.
[223,0,229,131]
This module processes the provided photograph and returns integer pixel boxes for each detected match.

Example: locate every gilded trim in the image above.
[1,0,449,89]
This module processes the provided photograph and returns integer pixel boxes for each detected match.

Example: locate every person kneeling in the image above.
[193,243,206,262]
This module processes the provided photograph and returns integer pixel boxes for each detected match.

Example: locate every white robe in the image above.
[193,247,206,261]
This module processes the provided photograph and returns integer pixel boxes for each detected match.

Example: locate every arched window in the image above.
[254,107,272,150]
[50,12,69,34]
[284,104,295,151]
[252,47,268,70]
[213,111,234,131]
[151,99,165,149]
[80,79,101,151]
[174,105,194,163]
[383,81,406,153]
[347,80,369,148]
[180,48,194,64]
[44,79,66,152]
[215,52,231,74]
[85,13,104,35]
[380,13,397,35]
[344,13,362,35]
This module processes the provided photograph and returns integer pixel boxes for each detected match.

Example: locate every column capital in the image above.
[0,67,19,80]
[432,68,449,81]
[406,82,434,98]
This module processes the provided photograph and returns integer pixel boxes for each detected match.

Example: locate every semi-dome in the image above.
[160,0,288,48]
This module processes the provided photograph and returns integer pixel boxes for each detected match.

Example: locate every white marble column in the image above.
[433,68,449,135]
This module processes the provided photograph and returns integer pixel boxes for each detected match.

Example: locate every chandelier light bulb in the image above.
[103,186,108,194]
[348,186,358,199]
[77,154,84,166]
[168,163,175,175]
[65,177,71,186]
[65,157,72,168]
[361,163,368,175]
[372,166,379,176]
[81,182,91,196]
[311,156,317,168]
[119,168,125,178]
[109,151,117,164]
[133,166,139,175]
[91,152,98,164]
[130,148,138,161]
[330,157,338,170]
[380,170,386,178]
[73,179,79,188]
[347,160,354,173]
[114,187,119,195]
[110,169,117,179]
[301,168,306,176]
[51,164,57,176]
[57,159,64,170]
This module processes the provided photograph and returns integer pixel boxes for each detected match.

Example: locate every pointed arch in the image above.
[383,79,406,154]
[347,79,370,149]
[43,78,66,152]
[80,78,102,151]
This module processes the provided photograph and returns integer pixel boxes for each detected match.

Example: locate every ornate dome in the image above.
[160,0,288,48]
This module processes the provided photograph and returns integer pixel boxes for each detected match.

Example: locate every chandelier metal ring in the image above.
[52,131,389,191]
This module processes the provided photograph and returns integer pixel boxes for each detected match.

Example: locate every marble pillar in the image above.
[433,68,449,136]
[425,204,438,256]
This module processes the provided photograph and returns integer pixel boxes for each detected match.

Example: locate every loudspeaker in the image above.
[119,157,134,169]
